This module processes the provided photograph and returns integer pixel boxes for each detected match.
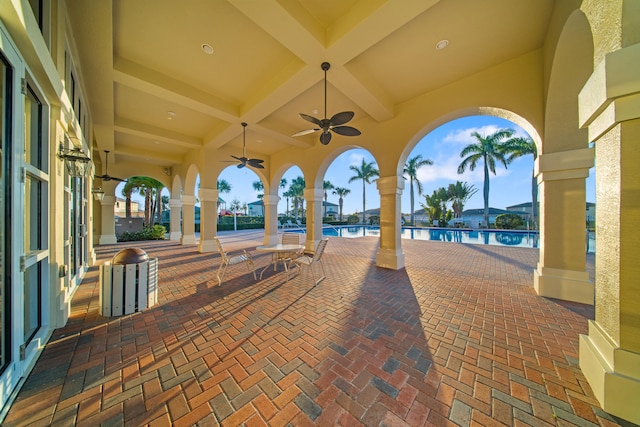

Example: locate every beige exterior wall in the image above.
[0,0,638,422]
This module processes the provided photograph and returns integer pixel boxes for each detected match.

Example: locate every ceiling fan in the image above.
[293,62,361,145]
[229,123,264,169]
[95,150,126,182]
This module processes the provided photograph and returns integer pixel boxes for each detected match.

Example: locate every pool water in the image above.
[319,226,596,253]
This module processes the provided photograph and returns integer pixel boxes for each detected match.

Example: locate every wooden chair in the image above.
[213,237,256,285]
[286,238,328,285]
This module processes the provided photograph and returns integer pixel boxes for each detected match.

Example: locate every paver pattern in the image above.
[4,231,627,427]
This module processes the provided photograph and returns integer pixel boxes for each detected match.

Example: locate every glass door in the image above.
[0,42,12,377]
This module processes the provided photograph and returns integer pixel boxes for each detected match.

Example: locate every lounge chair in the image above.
[213,237,256,285]
[286,238,328,285]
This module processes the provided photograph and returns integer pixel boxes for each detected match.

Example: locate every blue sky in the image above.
[124,115,595,215]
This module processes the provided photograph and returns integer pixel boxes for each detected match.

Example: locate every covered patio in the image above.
[4,234,610,426]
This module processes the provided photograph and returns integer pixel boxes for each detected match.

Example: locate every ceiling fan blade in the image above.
[292,128,320,137]
[299,113,323,126]
[230,155,243,161]
[332,125,361,136]
[320,131,332,145]
[330,111,354,126]
[112,177,127,182]
[237,163,245,169]
[248,158,264,163]
[248,161,265,169]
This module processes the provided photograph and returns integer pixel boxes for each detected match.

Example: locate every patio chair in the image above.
[284,220,295,228]
[286,238,328,285]
[276,233,304,266]
[213,237,256,285]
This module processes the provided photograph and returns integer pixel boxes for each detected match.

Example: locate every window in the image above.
[23,84,48,344]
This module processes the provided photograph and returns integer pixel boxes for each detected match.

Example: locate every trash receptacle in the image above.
[100,248,159,316]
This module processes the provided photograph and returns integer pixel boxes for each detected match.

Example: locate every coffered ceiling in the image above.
[65,0,555,168]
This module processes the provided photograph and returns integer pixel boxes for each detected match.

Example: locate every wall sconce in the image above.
[58,142,92,177]
[92,187,105,201]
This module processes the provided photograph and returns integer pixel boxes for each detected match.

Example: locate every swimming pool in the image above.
[318,226,596,253]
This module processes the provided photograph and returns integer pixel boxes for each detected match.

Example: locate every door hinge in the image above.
[21,166,26,183]
[19,344,26,360]
[21,78,27,95]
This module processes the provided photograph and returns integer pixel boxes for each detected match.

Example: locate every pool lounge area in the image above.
[319,226,596,253]
[2,232,610,426]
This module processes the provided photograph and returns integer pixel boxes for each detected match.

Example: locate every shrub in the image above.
[117,225,167,242]
[494,213,525,230]
[369,215,380,225]
[347,214,360,224]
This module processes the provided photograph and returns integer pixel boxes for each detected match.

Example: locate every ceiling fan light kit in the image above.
[293,62,361,145]
[95,150,126,182]
[229,123,264,169]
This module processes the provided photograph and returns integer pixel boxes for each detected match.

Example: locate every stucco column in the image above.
[98,195,117,245]
[304,188,323,252]
[263,195,280,245]
[533,148,594,304]
[198,188,218,252]
[376,176,404,270]
[169,198,182,241]
[577,44,640,424]
[181,195,197,245]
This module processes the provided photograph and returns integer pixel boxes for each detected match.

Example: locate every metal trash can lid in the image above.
[112,248,149,265]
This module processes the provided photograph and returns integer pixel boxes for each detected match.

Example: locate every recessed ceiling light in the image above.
[167,111,176,120]
[154,141,160,145]
[201,43,214,54]
[312,109,319,115]
[436,39,449,50]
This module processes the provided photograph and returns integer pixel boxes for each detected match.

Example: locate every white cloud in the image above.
[416,151,511,185]
[440,124,529,148]
[348,151,366,167]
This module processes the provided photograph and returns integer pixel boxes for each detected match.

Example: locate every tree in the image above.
[348,159,379,223]
[420,191,444,225]
[403,154,433,225]
[457,128,517,227]
[503,137,538,228]
[448,181,478,218]
[323,180,335,218]
[121,177,145,218]
[332,187,351,221]
[282,189,293,217]
[252,180,264,216]
[217,179,232,213]
[289,176,305,220]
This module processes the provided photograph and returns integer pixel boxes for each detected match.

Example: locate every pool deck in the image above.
[3,231,621,426]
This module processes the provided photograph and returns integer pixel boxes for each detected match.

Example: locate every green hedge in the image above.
[117,225,167,242]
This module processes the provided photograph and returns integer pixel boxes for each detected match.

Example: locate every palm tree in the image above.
[348,159,379,223]
[448,181,478,218]
[282,189,293,217]
[332,187,351,221]
[121,177,144,218]
[457,128,516,227]
[217,179,232,213]
[134,176,164,226]
[289,176,305,219]
[504,137,538,228]
[252,180,264,216]
[323,180,335,218]
[403,154,433,225]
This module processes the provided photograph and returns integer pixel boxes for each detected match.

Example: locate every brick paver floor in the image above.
[5,231,629,427]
